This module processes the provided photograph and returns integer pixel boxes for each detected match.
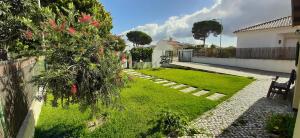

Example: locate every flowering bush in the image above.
[24,5,125,115]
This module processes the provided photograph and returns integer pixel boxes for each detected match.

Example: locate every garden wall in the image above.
[0,57,40,138]
[192,57,295,73]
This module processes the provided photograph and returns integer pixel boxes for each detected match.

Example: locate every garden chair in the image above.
[267,70,296,99]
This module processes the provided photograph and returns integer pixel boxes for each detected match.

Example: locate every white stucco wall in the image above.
[236,26,300,48]
[152,41,174,68]
[192,57,295,73]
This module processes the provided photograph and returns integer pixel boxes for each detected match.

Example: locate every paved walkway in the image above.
[168,62,292,137]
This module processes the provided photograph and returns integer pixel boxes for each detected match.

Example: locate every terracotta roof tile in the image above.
[234,16,292,33]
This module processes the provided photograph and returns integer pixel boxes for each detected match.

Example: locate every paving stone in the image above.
[126,72,137,74]
[155,79,163,81]
[180,87,197,93]
[163,82,176,86]
[193,90,210,96]
[171,84,186,89]
[155,80,169,84]
[206,93,226,101]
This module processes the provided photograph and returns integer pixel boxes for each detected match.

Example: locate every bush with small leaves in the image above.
[147,110,200,137]
[266,114,296,138]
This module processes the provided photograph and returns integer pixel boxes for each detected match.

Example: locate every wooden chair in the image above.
[267,70,297,99]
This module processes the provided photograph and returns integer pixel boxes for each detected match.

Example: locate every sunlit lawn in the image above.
[35,68,254,137]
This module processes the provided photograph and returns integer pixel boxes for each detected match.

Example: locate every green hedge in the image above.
[130,47,153,62]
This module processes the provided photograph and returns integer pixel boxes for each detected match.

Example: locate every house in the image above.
[234,16,300,48]
[152,39,192,68]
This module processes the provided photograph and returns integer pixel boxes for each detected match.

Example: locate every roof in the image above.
[163,40,193,49]
[234,16,292,33]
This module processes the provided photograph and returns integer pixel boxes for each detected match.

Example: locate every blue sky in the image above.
[100,0,291,47]
[101,0,214,34]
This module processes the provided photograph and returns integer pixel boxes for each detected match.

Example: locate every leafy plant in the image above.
[130,47,153,62]
[23,4,125,116]
[147,110,200,137]
[266,114,296,138]
[0,0,43,59]
[41,0,113,37]
[126,31,152,47]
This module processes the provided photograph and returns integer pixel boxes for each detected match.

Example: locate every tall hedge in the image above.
[130,47,153,62]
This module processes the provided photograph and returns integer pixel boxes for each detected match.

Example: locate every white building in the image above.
[234,16,300,48]
[152,39,191,68]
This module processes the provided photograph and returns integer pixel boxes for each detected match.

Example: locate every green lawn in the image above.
[35,68,254,137]
[138,68,254,97]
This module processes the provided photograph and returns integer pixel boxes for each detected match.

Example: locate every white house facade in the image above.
[234,16,300,48]
[152,39,190,68]
[191,16,299,73]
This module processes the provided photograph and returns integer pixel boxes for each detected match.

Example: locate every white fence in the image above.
[192,57,295,73]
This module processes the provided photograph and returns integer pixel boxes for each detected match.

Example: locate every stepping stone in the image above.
[155,79,163,81]
[163,82,176,86]
[206,93,226,101]
[127,72,137,74]
[171,84,186,89]
[155,80,169,84]
[193,90,210,97]
[180,87,197,93]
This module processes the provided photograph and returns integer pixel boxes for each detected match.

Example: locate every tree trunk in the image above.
[203,38,206,56]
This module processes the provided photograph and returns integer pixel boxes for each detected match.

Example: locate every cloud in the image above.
[122,0,291,46]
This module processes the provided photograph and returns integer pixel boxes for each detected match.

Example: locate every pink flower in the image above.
[90,20,100,28]
[24,31,33,40]
[49,19,57,29]
[68,27,76,35]
[78,13,92,23]
[71,84,77,95]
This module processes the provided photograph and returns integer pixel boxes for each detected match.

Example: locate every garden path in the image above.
[168,62,292,137]
[124,69,226,101]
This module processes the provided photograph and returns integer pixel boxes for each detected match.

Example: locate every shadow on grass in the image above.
[35,124,86,138]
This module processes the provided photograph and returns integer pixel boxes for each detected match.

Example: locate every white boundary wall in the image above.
[192,57,296,73]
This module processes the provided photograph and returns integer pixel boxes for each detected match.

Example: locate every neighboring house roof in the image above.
[161,40,192,49]
[234,16,292,33]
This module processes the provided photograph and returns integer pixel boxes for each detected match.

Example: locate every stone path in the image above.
[167,62,292,138]
[206,93,226,101]
[193,90,210,97]
[191,79,291,138]
[180,87,197,93]
[123,69,226,101]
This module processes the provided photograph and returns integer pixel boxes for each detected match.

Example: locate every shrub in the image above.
[147,110,200,137]
[23,4,125,116]
[130,47,153,62]
[266,114,296,138]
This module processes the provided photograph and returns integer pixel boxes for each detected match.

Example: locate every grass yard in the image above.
[139,68,254,97]
[35,68,254,137]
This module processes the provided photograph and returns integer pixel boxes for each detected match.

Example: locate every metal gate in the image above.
[178,49,193,62]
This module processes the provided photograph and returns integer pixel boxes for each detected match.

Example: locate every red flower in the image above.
[71,84,77,95]
[49,19,57,29]
[90,20,100,28]
[78,13,92,23]
[24,31,33,40]
[68,27,76,35]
